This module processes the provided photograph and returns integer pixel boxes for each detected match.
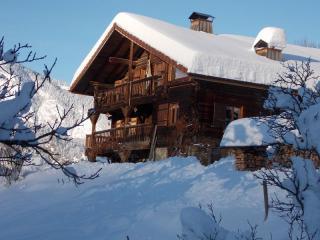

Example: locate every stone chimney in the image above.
[189,12,214,34]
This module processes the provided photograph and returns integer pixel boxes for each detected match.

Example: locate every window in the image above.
[225,106,242,125]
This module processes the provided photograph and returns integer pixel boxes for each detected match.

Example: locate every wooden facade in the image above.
[70,23,268,163]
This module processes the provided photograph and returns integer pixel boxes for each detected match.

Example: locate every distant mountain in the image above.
[0,64,110,164]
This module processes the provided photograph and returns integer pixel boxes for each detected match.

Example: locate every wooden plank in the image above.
[109,56,148,66]
[90,81,114,88]
[109,57,130,65]
[148,125,158,160]
[128,41,134,106]
[190,74,268,90]
[114,24,188,73]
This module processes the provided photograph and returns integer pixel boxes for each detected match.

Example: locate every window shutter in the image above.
[157,103,169,126]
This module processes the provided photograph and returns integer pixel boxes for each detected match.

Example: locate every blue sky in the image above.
[1,0,319,84]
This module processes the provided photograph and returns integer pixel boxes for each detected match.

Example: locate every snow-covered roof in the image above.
[71,12,320,89]
[253,27,287,50]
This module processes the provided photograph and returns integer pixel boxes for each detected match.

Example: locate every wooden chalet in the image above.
[70,12,274,163]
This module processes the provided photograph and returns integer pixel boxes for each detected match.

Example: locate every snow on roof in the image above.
[253,27,287,50]
[71,12,320,88]
[220,118,276,147]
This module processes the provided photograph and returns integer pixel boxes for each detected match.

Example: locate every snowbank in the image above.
[220,118,276,147]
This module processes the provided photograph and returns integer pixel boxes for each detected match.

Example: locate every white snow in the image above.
[253,27,287,50]
[284,157,320,238]
[220,118,276,147]
[0,64,110,162]
[2,49,17,62]
[0,157,288,240]
[296,102,320,153]
[71,12,320,88]
[180,207,229,240]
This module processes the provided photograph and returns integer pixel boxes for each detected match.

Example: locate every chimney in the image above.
[189,12,214,34]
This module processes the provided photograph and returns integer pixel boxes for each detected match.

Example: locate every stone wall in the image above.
[216,144,320,171]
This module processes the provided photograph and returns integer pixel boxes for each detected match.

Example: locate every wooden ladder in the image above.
[148,125,158,160]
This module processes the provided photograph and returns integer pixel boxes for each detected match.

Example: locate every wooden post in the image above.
[121,106,131,141]
[128,41,134,106]
[88,112,100,162]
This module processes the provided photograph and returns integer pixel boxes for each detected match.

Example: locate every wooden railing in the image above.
[94,76,161,109]
[86,123,154,153]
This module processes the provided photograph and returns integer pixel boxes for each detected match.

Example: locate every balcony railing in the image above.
[94,76,161,110]
[86,123,154,154]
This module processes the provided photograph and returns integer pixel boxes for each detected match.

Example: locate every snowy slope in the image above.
[0,157,287,240]
[0,64,110,163]
[72,12,320,87]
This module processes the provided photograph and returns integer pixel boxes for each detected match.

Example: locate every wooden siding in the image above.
[80,32,268,164]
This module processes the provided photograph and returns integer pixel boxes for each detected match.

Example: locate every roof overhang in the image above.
[69,24,188,96]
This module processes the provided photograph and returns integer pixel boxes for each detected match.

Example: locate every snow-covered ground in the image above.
[0,157,288,240]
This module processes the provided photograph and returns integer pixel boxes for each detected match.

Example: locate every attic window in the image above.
[253,27,286,61]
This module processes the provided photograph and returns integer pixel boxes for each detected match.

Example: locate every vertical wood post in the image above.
[88,112,100,162]
[128,41,134,107]
[121,107,130,141]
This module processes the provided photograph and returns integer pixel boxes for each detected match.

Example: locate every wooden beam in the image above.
[109,57,148,66]
[114,24,188,73]
[92,35,127,84]
[190,73,268,90]
[90,81,114,88]
[128,41,134,82]
[128,41,134,106]
[109,57,130,65]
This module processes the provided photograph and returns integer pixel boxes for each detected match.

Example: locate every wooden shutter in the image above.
[157,104,169,126]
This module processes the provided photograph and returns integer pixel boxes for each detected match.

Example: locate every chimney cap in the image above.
[189,12,214,22]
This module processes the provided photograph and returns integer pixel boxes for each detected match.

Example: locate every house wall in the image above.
[195,80,267,146]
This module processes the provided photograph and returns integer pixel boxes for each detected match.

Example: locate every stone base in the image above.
[155,147,168,160]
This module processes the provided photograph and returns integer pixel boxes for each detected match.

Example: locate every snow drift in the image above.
[0,157,288,240]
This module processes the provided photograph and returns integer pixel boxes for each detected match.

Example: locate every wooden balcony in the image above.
[94,76,161,111]
[85,123,154,156]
